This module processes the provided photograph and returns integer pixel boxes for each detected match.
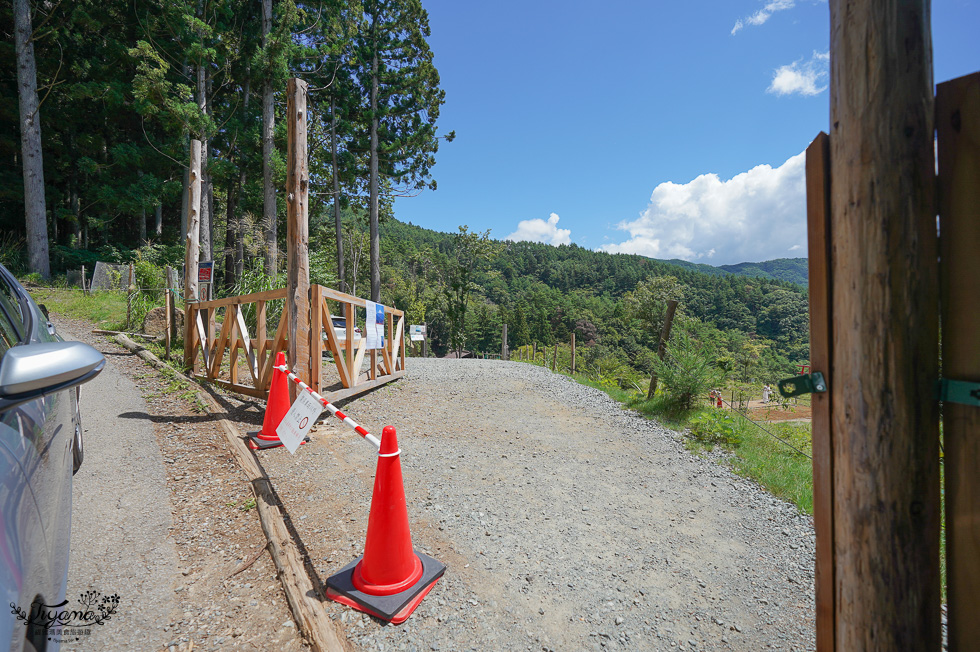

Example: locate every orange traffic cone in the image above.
[248,352,290,450]
[325,426,445,623]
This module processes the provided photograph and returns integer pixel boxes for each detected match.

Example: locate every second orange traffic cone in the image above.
[248,352,290,450]
[325,426,445,623]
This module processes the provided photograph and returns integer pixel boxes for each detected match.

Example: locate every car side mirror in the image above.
[0,341,105,411]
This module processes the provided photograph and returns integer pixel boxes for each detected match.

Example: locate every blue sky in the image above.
[393,0,980,265]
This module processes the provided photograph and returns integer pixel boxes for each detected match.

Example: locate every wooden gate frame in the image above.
[183,284,405,402]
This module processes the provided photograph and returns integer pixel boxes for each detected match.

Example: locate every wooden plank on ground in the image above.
[324,371,406,404]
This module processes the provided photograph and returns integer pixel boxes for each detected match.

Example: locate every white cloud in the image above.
[600,151,807,265]
[505,212,572,246]
[768,51,829,96]
[731,0,796,34]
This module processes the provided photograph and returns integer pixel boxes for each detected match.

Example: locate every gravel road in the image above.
[260,359,817,651]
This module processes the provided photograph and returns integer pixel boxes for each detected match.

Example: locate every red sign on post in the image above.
[198,261,214,284]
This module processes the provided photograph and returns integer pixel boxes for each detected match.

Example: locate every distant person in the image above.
[762,384,771,403]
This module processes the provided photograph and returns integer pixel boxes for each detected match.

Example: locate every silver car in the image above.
[0,264,105,651]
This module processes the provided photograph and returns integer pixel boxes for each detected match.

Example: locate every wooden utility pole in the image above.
[828,1,939,649]
[286,78,311,400]
[183,139,202,369]
[937,72,980,652]
[647,299,678,399]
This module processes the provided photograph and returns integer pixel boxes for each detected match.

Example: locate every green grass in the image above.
[29,287,130,329]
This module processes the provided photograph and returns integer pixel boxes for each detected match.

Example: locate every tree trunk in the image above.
[331,94,345,293]
[262,0,277,276]
[828,0,940,648]
[13,0,50,278]
[155,204,163,237]
[369,28,380,302]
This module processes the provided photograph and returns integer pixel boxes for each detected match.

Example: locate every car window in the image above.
[0,275,25,352]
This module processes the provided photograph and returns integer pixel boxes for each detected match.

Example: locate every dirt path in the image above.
[254,359,816,651]
[57,317,309,652]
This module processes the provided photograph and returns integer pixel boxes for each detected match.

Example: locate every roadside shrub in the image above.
[650,331,723,415]
[687,410,745,449]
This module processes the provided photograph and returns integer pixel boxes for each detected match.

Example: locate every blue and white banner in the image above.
[364,300,386,350]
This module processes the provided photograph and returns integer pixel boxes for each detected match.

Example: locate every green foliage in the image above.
[650,331,724,415]
[687,411,746,449]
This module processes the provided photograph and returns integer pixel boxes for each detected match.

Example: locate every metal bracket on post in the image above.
[778,371,828,399]
[935,379,980,407]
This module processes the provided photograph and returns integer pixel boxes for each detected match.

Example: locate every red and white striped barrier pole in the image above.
[275,363,383,450]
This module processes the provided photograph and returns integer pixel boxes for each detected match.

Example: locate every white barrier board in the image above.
[276,391,322,454]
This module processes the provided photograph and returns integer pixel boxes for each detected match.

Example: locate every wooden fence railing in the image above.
[184,284,405,401]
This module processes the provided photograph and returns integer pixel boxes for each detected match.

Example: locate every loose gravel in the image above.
[259,359,816,651]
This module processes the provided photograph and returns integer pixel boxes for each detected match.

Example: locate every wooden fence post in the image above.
[937,71,980,652]
[647,299,678,399]
[501,324,507,360]
[126,263,134,330]
[552,344,558,372]
[571,333,576,374]
[805,132,834,650]
[80,265,86,294]
[828,0,939,647]
[184,139,202,371]
[286,78,311,400]
[164,265,173,360]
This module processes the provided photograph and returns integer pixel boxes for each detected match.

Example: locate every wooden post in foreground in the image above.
[828,1,939,648]
[937,71,980,652]
[647,299,678,399]
[286,78,311,400]
[805,132,834,650]
[183,139,202,369]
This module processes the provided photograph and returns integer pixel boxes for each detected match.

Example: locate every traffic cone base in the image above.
[246,434,310,450]
[325,549,445,623]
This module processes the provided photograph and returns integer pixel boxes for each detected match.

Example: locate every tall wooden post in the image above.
[828,1,939,648]
[183,139,202,371]
[937,72,980,652]
[647,299,678,399]
[80,265,86,294]
[286,78,311,400]
[501,324,507,360]
[805,132,834,650]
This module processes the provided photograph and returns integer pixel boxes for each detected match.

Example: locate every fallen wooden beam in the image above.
[92,329,163,342]
[113,334,351,652]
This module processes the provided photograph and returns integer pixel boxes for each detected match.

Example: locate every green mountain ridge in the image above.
[658,258,808,286]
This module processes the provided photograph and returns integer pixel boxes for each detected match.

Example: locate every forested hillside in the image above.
[370,220,810,387]
[659,258,808,286]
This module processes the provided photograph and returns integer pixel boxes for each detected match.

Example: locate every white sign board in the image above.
[364,300,386,350]
[276,391,322,454]
[409,324,426,342]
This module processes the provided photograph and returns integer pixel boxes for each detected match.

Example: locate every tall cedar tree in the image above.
[353,0,447,301]
[13,0,49,276]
